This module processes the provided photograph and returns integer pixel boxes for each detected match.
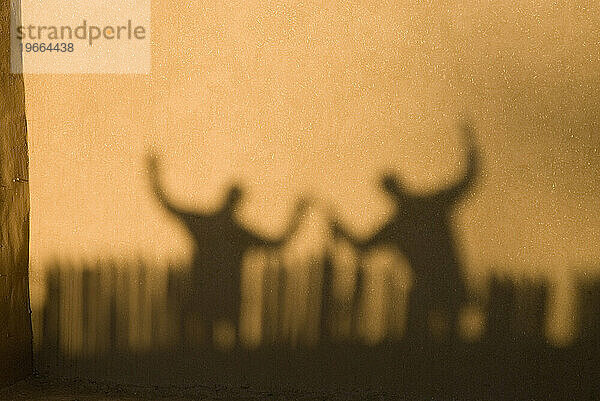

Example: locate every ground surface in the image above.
[0,375,390,401]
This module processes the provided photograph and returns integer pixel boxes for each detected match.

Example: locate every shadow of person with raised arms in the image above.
[147,154,309,346]
[331,122,480,342]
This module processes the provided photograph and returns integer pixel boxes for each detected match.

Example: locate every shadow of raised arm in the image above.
[246,196,311,249]
[146,153,192,219]
[436,121,480,203]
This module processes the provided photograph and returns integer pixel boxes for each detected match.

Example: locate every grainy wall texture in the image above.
[0,0,32,388]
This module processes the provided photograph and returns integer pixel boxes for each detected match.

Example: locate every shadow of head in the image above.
[379,172,409,200]
[224,183,244,212]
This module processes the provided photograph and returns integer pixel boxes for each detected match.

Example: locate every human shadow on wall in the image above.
[146,154,309,346]
[330,122,478,343]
